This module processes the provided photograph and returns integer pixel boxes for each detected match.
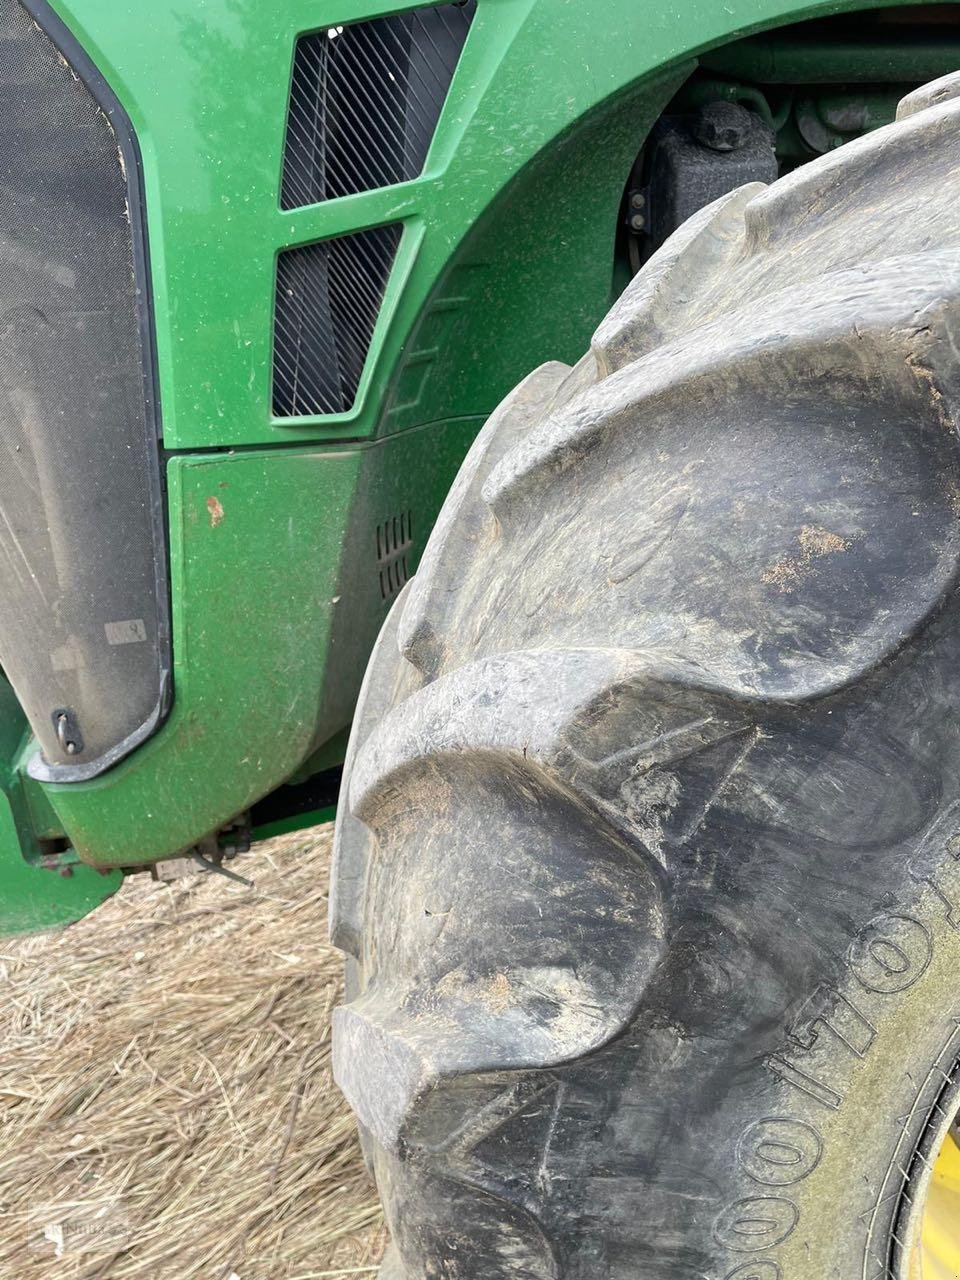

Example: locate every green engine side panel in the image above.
[42,423,478,868]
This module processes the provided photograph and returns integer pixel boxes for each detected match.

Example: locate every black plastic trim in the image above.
[20,0,172,783]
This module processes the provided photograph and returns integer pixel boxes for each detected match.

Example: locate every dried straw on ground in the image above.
[0,824,384,1280]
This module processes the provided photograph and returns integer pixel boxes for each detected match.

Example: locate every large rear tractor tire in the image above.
[331,72,960,1280]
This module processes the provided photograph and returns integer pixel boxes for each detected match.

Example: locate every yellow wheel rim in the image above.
[911,1129,960,1279]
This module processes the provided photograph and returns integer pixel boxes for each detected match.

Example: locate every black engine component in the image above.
[637,101,778,254]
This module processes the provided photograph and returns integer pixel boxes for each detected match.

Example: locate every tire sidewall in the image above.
[715,842,960,1280]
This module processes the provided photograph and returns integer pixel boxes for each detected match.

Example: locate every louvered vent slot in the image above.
[281,1,477,209]
[273,223,401,417]
[378,511,414,600]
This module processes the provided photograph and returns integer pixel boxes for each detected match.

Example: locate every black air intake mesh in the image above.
[273,224,402,417]
[0,1,167,779]
[280,1,477,209]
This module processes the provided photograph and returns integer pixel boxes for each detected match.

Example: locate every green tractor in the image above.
[5,0,960,1273]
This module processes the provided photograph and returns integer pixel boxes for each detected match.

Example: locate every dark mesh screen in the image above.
[0,1,167,778]
[273,224,402,417]
[280,1,476,209]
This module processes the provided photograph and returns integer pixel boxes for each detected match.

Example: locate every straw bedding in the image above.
[0,824,384,1280]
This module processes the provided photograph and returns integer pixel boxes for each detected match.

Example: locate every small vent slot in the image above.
[273,223,401,417]
[378,511,414,601]
[281,1,477,210]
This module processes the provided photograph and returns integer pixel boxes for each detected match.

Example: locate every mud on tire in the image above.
[331,72,960,1279]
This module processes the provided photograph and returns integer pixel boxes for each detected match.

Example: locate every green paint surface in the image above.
[43,423,477,867]
[42,0,943,452]
[0,796,120,935]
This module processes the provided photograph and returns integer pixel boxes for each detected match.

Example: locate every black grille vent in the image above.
[281,1,477,209]
[378,512,413,600]
[273,223,401,417]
